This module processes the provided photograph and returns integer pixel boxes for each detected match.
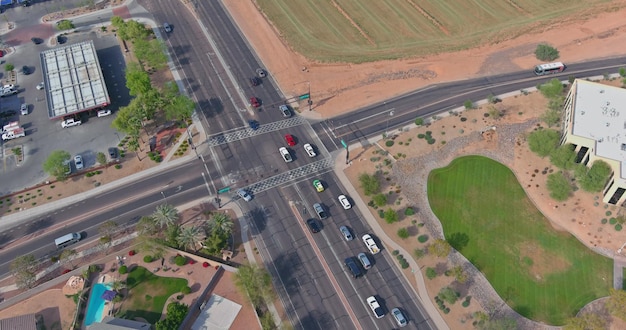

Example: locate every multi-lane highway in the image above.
[2,0,626,329]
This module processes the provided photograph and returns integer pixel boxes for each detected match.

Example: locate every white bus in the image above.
[55,232,81,249]
[534,62,566,75]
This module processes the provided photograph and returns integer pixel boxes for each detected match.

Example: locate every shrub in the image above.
[426,267,437,279]
[372,193,387,207]
[397,228,409,239]
[143,255,153,263]
[128,250,135,256]
[392,250,400,256]
[404,207,415,216]
[415,118,424,126]
[119,265,128,274]
[385,140,394,147]
[535,44,560,61]
[610,218,617,225]
[601,218,608,224]
[418,235,429,243]
[414,248,425,259]
[62,269,71,274]
[181,286,192,294]
[202,262,209,268]
[174,255,187,266]
[616,224,623,231]
[417,133,425,139]
[463,100,474,110]
[115,164,122,169]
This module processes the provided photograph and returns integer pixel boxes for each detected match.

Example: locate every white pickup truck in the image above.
[362,234,380,254]
[61,118,82,128]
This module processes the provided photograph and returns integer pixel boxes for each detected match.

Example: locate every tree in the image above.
[42,150,71,180]
[535,43,559,61]
[96,152,107,165]
[142,39,168,69]
[110,16,125,29]
[136,216,158,236]
[527,129,560,157]
[563,312,606,330]
[209,212,233,236]
[550,144,576,170]
[99,221,119,241]
[358,173,380,196]
[12,147,22,157]
[577,160,612,192]
[177,225,204,251]
[538,78,564,99]
[164,94,195,123]
[619,67,626,78]
[234,264,274,307]
[126,134,142,161]
[428,238,451,257]
[202,230,229,255]
[414,117,424,126]
[425,267,437,279]
[110,279,126,292]
[10,254,38,289]
[476,317,518,330]
[383,208,398,224]
[152,204,179,229]
[124,20,151,41]
[165,224,181,248]
[59,249,78,268]
[125,62,152,96]
[606,288,626,320]
[56,20,75,31]
[372,193,387,207]
[547,172,572,201]
[155,302,188,330]
[5,63,14,72]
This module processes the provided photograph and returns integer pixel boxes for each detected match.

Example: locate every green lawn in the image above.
[427,156,613,325]
[118,266,188,324]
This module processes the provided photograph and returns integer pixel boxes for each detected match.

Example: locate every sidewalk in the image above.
[330,148,449,330]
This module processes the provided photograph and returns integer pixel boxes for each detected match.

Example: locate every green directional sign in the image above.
[217,187,231,194]
[299,93,310,100]
[341,139,348,149]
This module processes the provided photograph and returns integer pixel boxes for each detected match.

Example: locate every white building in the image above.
[560,79,626,205]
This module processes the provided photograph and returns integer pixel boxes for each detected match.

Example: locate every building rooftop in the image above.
[571,80,626,176]
[40,40,110,119]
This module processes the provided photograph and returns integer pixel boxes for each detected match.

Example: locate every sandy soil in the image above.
[223,0,626,118]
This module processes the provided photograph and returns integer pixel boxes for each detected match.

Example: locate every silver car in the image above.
[339,226,353,241]
[391,308,408,327]
[237,188,252,202]
[357,252,371,269]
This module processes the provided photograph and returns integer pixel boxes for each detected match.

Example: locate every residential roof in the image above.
[191,294,241,330]
[40,40,111,119]
[569,80,626,176]
[0,313,37,330]
[87,316,151,330]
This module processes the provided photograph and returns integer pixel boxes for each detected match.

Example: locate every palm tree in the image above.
[210,212,233,236]
[110,280,126,292]
[152,204,179,229]
[136,216,158,236]
[177,226,204,251]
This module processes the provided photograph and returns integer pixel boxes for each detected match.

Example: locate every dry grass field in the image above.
[257,0,625,62]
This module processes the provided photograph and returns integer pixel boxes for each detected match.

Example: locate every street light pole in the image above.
[386,110,395,137]
[160,191,167,203]
[307,81,312,111]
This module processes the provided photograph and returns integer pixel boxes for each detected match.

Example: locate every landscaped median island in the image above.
[427,155,613,325]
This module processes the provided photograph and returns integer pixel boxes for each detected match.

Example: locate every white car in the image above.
[279,147,292,163]
[362,234,380,254]
[3,84,15,90]
[163,23,172,33]
[97,109,112,117]
[237,188,252,202]
[20,103,28,115]
[74,155,83,170]
[304,143,316,157]
[36,82,45,90]
[338,195,351,209]
[366,296,385,319]
[61,118,82,128]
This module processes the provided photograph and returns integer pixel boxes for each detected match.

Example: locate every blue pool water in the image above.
[84,283,110,326]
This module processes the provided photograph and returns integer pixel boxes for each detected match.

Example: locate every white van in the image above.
[55,233,81,249]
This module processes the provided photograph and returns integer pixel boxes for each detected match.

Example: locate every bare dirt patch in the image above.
[518,242,571,281]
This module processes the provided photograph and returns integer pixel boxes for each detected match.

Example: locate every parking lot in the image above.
[0,28,131,195]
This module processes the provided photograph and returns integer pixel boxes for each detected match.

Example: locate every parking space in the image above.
[0,29,131,195]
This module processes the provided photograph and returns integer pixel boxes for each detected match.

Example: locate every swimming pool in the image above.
[84,283,110,326]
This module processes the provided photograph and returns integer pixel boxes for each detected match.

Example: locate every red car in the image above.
[285,134,296,146]
[250,97,261,108]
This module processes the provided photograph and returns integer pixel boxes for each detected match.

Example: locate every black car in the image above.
[21,66,30,75]
[56,35,66,44]
[108,147,119,159]
[31,37,42,45]
[249,77,261,86]
[248,120,259,130]
[306,219,321,233]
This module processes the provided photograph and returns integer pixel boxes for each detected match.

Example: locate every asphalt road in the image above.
[313,57,626,150]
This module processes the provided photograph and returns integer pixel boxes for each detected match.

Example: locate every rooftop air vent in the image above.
[622,143,626,151]
[600,90,605,93]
